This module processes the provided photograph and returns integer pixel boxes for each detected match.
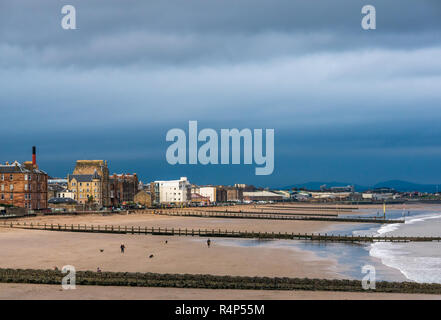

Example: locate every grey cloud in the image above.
[1,0,441,68]
[1,0,441,185]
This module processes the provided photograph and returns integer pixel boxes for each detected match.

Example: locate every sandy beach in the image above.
[4,212,345,235]
[1,283,440,300]
[0,203,439,299]
[0,228,340,278]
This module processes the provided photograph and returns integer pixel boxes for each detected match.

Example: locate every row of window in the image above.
[0,194,42,200]
[1,184,38,191]
[78,194,100,199]
[71,182,98,187]
[72,188,99,193]
[1,194,13,200]
[0,174,41,181]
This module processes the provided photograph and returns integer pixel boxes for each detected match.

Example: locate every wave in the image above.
[375,211,441,236]
[369,211,441,284]
[370,242,441,284]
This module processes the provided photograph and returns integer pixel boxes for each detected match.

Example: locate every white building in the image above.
[362,193,394,201]
[198,187,217,203]
[57,190,76,200]
[154,177,191,204]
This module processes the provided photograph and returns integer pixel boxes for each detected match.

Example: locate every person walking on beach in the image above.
[120,244,125,253]
[207,239,211,248]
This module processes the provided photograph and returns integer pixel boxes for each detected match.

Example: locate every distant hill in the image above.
[280,180,440,193]
[279,181,368,192]
[372,180,440,193]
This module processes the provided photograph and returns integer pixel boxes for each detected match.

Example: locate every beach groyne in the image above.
[153,210,402,224]
[0,268,440,294]
[260,206,356,211]
[190,209,339,217]
[2,221,438,243]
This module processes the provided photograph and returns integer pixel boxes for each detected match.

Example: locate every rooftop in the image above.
[0,161,47,175]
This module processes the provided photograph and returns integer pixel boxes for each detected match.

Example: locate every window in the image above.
[1,194,4,200]
[1,174,3,181]
[24,174,28,181]
[80,183,82,186]
[9,194,13,200]
[24,184,28,191]
[0,185,3,191]
[9,174,13,181]
[9,184,13,191]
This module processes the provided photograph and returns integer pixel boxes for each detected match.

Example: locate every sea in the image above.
[211,206,441,284]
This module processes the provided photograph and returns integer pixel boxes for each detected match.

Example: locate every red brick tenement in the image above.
[0,147,48,210]
[109,173,139,206]
[0,161,48,210]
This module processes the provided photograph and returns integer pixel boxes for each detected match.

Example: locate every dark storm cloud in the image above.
[0,0,441,185]
[1,0,441,67]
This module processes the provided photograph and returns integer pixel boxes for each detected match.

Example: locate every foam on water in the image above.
[370,242,441,283]
[369,211,441,284]
[376,223,401,235]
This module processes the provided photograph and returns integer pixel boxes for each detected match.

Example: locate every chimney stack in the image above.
[32,146,37,167]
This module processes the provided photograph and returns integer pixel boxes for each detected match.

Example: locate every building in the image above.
[243,190,283,202]
[153,177,191,204]
[234,184,256,192]
[272,190,291,200]
[0,146,48,210]
[109,173,139,206]
[67,160,110,206]
[57,190,76,200]
[191,193,210,205]
[362,193,394,201]
[320,184,355,193]
[191,186,217,203]
[134,190,153,208]
[67,171,102,205]
[226,186,244,202]
[215,186,227,202]
[48,183,66,200]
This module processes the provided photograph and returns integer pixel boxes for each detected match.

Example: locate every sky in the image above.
[1,0,441,188]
